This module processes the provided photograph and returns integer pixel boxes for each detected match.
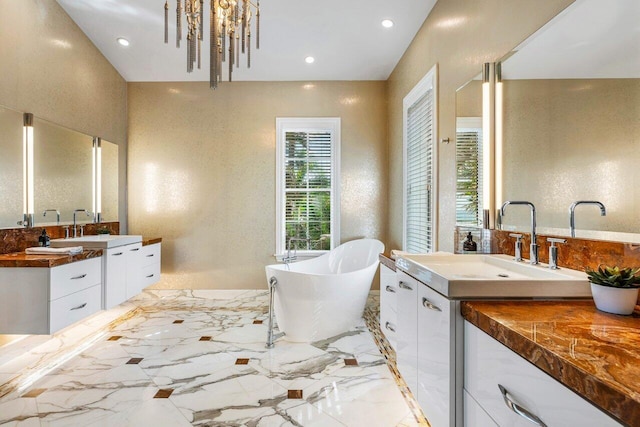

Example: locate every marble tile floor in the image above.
[0,290,428,426]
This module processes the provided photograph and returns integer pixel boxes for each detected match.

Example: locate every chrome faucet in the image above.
[500,201,538,265]
[72,209,91,238]
[42,209,60,224]
[283,237,310,264]
[569,201,606,238]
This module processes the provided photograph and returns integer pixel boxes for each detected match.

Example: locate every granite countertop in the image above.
[142,237,162,246]
[0,249,103,268]
[461,300,640,426]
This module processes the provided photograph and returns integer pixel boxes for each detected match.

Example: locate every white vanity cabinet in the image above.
[104,242,142,309]
[0,257,102,334]
[138,243,161,291]
[379,264,398,350]
[464,322,622,427]
[417,281,457,427]
[396,271,419,393]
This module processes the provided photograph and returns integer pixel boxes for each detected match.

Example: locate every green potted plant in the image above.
[585,266,640,315]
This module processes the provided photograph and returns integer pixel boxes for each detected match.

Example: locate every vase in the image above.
[590,283,639,315]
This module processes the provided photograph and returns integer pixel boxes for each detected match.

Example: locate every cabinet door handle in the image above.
[384,321,396,332]
[385,285,396,293]
[398,281,413,290]
[70,302,87,311]
[498,384,547,427]
[113,252,124,256]
[146,254,155,257]
[146,274,155,278]
[71,274,87,280]
[130,248,140,252]
[422,297,441,312]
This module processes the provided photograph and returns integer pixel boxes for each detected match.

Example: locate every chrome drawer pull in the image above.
[70,302,87,311]
[422,297,441,312]
[398,281,413,290]
[146,274,155,278]
[113,252,124,256]
[71,274,87,280]
[130,248,140,251]
[385,285,396,293]
[385,321,396,332]
[146,254,155,257]
[499,384,547,427]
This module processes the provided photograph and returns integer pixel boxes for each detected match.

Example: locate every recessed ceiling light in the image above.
[381,19,394,28]
[305,56,315,64]
[117,37,130,47]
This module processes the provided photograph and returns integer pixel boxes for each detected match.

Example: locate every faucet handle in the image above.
[509,233,524,262]
[62,225,70,239]
[547,238,567,270]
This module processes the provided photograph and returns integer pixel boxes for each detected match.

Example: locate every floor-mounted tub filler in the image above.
[265,238,385,345]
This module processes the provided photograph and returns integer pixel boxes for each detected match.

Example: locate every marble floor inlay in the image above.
[0,289,428,426]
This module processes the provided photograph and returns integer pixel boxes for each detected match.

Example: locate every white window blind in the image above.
[403,66,437,254]
[276,118,340,256]
[456,126,483,226]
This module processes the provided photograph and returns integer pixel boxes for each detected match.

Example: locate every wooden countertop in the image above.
[461,300,640,426]
[142,237,162,246]
[0,249,103,268]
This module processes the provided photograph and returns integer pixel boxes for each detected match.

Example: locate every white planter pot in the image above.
[590,283,639,315]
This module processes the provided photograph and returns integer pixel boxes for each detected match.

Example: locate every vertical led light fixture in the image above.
[22,113,34,228]
[494,62,504,222]
[92,137,102,223]
[481,63,495,228]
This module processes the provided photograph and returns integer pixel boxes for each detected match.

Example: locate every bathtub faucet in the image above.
[283,237,310,264]
[266,276,285,348]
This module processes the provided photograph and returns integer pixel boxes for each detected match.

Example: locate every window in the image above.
[276,118,340,256]
[403,66,438,253]
[456,117,483,226]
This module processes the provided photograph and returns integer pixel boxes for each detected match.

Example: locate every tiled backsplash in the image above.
[0,222,119,255]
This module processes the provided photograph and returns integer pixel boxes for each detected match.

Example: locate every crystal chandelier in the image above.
[164,0,261,89]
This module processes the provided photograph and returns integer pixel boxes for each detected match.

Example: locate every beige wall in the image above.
[0,0,128,230]
[386,0,574,252]
[501,78,640,233]
[128,81,387,290]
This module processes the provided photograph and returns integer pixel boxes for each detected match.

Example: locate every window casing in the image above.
[276,118,340,257]
[403,66,438,253]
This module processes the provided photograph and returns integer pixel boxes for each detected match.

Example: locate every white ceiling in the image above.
[56,0,437,82]
[502,0,640,79]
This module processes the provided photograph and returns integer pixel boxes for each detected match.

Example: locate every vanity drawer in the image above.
[464,322,622,427]
[49,284,101,333]
[140,262,161,289]
[50,257,101,301]
[464,389,497,427]
[140,243,161,268]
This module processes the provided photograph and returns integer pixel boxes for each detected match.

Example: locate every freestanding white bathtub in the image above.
[265,238,384,342]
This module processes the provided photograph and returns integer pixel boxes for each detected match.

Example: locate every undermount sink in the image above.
[395,253,591,299]
[50,235,142,249]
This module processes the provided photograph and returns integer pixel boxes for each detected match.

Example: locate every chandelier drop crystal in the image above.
[164,0,261,89]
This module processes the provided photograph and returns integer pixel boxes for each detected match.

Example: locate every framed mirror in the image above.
[0,106,24,228]
[496,0,640,242]
[34,118,93,226]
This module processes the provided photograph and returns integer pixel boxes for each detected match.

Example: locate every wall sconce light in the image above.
[494,62,503,221]
[92,137,102,223]
[481,63,494,228]
[22,113,34,228]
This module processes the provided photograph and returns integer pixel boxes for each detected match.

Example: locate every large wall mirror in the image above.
[0,106,119,229]
[456,0,639,243]
[0,106,24,228]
